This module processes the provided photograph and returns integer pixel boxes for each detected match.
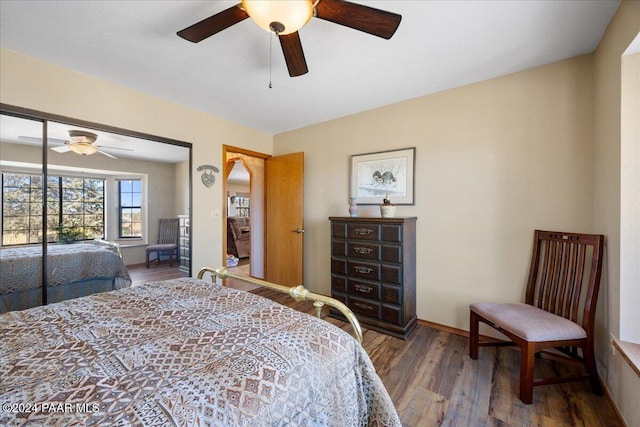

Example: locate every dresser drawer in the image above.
[348,242,380,260]
[381,264,402,284]
[347,224,380,241]
[382,304,402,325]
[382,284,401,304]
[332,241,347,257]
[348,260,380,280]
[349,296,381,319]
[332,222,347,239]
[348,279,381,300]
[381,245,401,263]
[381,225,402,243]
[332,275,346,292]
[331,258,347,275]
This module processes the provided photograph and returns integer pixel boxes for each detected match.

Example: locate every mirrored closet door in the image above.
[0,108,192,313]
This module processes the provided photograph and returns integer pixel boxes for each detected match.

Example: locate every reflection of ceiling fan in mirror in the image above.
[19,130,134,159]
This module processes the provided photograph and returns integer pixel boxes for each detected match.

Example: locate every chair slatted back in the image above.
[157,218,179,244]
[525,230,604,331]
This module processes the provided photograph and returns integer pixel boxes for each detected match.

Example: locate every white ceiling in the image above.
[0,114,190,163]
[0,1,620,135]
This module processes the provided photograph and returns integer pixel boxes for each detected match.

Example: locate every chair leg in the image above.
[584,344,604,395]
[519,342,536,404]
[469,310,479,359]
[146,251,150,268]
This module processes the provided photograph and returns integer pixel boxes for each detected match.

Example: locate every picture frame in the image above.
[350,147,415,205]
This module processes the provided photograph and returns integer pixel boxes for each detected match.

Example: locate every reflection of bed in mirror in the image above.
[0,240,131,313]
[0,272,400,426]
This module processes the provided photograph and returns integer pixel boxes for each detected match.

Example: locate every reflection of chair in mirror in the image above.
[469,230,604,404]
[146,218,179,268]
[227,217,250,259]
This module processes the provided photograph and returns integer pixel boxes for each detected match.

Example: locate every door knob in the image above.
[294,229,305,234]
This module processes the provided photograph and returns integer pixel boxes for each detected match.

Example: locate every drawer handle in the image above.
[354,247,373,254]
[354,266,373,274]
[354,284,373,293]
[354,228,373,236]
[354,302,374,311]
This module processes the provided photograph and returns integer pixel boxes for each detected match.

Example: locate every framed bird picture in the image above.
[350,147,415,205]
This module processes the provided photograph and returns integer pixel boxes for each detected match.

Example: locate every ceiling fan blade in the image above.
[315,0,402,39]
[97,145,134,152]
[278,32,308,77]
[97,149,117,159]
[177,4,249,42]
[18,136,67,145]
[51,145,71,153]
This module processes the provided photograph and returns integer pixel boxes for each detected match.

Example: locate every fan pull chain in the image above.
[269,32,273,89]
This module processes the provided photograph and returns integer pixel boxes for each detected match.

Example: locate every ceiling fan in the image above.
[177,0,402,77]
[19,130,133,159]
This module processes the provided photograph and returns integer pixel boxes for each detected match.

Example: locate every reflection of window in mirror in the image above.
[119,179,142,238]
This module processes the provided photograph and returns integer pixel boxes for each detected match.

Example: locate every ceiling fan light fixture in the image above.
[69,143,98,156]
[241,0,313,35]
[68,130,98,144]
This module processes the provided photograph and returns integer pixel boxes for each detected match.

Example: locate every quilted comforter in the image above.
[0,244,131,293]
[0,277,400,426]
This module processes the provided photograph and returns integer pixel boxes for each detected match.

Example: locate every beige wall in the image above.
[593,1,640,426]
[275,55,595,331]
[0,47,273,273]
[175,159,190,218]
[620,51,639,343]
[227,182,250,196]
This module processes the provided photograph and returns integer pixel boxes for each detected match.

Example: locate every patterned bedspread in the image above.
[0,278,401,426]
[0,244,131,294]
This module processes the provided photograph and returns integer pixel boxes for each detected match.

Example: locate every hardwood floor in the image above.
[127,262,188,286]
[125,266,622,426]
[128,259,253,289]
[249,288,622,427]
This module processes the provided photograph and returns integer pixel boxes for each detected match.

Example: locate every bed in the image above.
[0,268,400,426]
[0,239,132,313]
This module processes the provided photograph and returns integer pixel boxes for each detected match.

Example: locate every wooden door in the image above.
[265,152,304,286]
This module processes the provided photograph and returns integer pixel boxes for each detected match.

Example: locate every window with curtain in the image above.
[2,173,105,245]
[118,179,142,238]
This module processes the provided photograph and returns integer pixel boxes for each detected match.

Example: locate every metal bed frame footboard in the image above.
[198,267,363,344]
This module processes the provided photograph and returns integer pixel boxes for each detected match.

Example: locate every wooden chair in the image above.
[469,230,605,404]
[145,218,179,268]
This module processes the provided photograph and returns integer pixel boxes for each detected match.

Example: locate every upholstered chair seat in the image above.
[470,302,586,342]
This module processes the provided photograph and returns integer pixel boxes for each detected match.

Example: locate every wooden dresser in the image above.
[178,215,190,274]
[329,216,417,339]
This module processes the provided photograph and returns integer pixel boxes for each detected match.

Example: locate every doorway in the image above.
[226,160,251,276]
[223,146,269,279]
[222,145,305,287]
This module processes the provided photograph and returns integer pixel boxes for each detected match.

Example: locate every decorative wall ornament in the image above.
[197,164,219,188]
